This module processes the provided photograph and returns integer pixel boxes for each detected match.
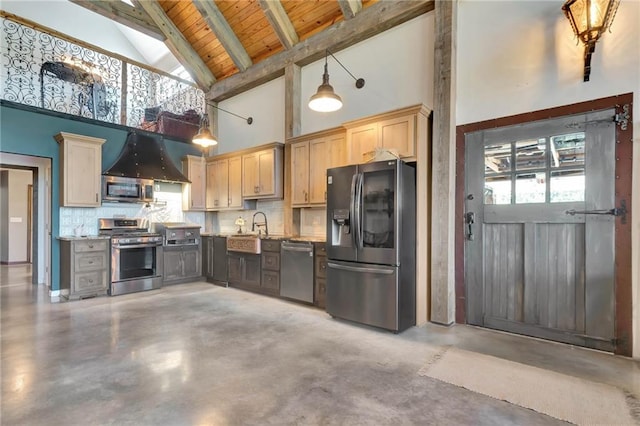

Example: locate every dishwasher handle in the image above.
[281,243,314,253]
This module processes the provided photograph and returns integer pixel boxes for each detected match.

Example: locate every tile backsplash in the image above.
[300,208,326,237]
[215,200,285,235]
[59,190,205,236]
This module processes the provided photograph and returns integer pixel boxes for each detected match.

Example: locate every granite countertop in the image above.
[57,235,111,241]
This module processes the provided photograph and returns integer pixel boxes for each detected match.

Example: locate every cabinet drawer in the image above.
[74,240,108,253]
[262,251,280,271]
[314,243,327,257]
[262,270,280,291]
[315,255,327,279]
[73,270,107,293]
[75,252,108,272]
[261,240,281,252]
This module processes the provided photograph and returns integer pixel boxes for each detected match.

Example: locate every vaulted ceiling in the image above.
[70,0,433,101]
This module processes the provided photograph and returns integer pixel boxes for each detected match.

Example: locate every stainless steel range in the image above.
[99,218,163,296]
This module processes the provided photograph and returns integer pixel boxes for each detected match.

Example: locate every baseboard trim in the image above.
[49,289,69,303]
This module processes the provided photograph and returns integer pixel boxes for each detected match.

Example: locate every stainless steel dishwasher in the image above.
[280,241,314,303]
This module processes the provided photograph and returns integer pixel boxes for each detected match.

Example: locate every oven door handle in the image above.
[113,243,162,249]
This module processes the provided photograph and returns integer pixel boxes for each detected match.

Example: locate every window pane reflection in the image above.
[484,143,511,174]
[515,173,546,204]
[485,175,511,205]
[550,133,585,168]
[515,139,546,171]
[550,169,585,202]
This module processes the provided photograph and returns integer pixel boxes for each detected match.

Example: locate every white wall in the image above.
[217,77,285,154]
[301,13,435,134]
[457,0,640,356]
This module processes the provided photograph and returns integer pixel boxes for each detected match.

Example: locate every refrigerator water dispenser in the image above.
[331,209,350,246]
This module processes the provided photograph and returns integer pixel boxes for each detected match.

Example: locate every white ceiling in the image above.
[2,0,180,74]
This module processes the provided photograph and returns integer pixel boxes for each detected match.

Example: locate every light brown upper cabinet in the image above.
[55,132,105,207]
[242,144,284,200]
[344,104,431,164]
[288,128,346,207]
[182,155,206,211]
[206,158,229,210]
[206,155,245,210]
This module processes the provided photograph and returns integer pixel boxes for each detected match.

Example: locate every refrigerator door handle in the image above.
[328,262,395,275]
[350,173,358,244]
[354,173,364,249]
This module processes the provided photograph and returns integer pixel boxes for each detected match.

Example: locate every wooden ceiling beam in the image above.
[133,0,216,90]
[68,0,165,41]
[208,0,434,102]
[337,0,363,20]
[192,0,253,73]
[258,0,299,50]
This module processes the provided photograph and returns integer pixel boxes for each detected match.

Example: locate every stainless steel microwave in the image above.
[102,176,154,203]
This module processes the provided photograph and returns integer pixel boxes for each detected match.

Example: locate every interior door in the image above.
[465,110,617,351]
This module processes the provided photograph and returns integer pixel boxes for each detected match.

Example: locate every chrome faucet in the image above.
[252,211,268,236]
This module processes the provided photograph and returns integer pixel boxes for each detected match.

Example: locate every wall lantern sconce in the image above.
[562,0,620,82]
[192,103,253,148]
[308,48,365,112]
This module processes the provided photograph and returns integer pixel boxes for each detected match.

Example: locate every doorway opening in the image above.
[0,154,52,292]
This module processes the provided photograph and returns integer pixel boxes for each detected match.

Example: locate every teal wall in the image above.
[0,104,202,292]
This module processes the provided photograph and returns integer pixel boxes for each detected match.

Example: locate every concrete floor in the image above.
[2,264,639,425]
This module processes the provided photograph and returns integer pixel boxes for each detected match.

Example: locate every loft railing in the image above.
[0,12,205,140]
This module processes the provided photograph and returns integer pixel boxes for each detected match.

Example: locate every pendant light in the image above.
[192,115,218,148]
[192,103,252,147]
[308,49,365,113]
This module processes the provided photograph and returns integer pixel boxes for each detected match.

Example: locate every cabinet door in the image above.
[228,156,243,209]
[164,250,183,281]
[327,133,346,169]
[65,140,102,206]
[227,254,242,283]
[257,149,275,196]
[183,156,206,211]
[291,141,310,205]
[242,153,258,197]
[243,255,261,288]
[202,236,213,277]
[347,123,378,164]
[182,248,201,278]
[216,159,230,209]
[309,139,328,204]
[379,114,416,158]
[213,237,228,282]
[205,162,217,210]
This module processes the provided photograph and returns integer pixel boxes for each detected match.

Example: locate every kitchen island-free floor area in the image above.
[2,265,638,425]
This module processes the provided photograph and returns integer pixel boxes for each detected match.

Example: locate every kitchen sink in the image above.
[226,235,261,254]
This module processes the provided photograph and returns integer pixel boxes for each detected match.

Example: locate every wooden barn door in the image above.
[465,110,618,351]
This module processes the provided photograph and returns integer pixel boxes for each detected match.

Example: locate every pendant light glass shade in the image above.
[192,126,218,148]
[308,62,343,112]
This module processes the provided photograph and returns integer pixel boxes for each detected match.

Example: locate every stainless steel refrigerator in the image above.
[325,159,416,332]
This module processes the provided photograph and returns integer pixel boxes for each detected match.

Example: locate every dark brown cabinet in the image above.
[163,245,201,285]
[228,252,261,290]
[314,242,327,308]
[261,239,281,295]
[202,236,213,277]
[203,235,228,285]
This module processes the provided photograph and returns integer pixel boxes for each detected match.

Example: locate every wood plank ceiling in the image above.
[71,0,433,100]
